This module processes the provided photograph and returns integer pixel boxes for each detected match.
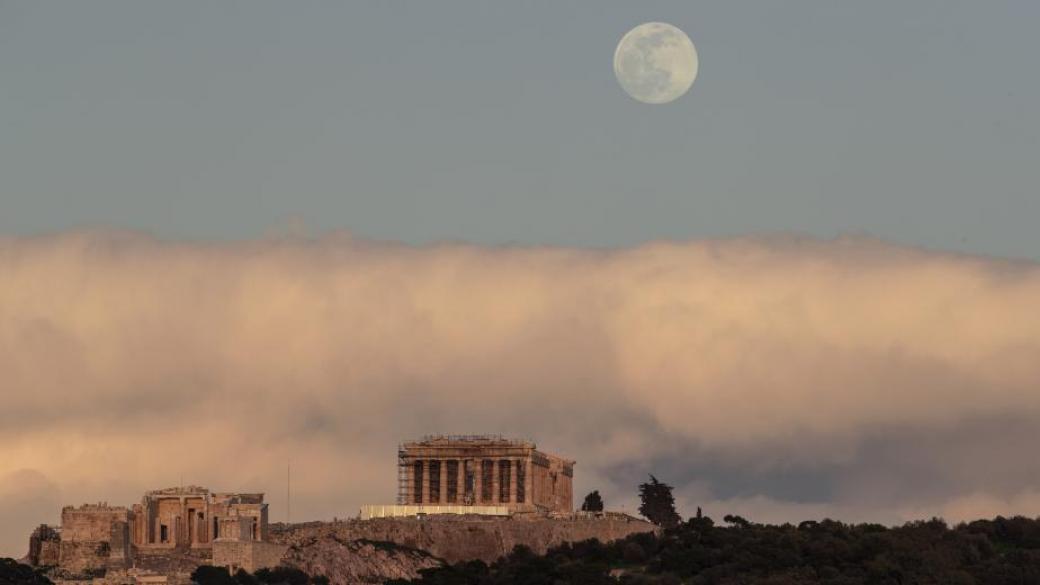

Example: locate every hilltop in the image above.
[389,515,1040,585]
[269,514,655,583]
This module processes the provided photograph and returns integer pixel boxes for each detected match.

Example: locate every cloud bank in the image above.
[1,231,1039,556]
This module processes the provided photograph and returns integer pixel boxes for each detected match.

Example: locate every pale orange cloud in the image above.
[1,232,1038,556]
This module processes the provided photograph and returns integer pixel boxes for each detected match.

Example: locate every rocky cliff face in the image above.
[279,535,442,584]
[272,514,657,584]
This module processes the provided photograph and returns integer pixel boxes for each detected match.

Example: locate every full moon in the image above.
[614,22,698,104]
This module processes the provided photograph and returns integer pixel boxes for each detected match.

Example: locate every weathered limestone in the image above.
[277,535,443,585]
[275,513,658,566]
[131,486,267,549]
[27,525,61,567]
[28,487,275,581]
[211,541,289,574]
[396,435,575,514]
[57,504,131,576]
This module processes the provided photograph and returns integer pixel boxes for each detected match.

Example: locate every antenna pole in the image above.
[287,461,291,525]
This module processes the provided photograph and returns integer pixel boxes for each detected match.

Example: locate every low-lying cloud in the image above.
[1,231,1038,556]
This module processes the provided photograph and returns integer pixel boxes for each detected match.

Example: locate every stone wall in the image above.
[129,546,212,583]
[27,525,61,567]
[530,455,573,514]
[108,521,130,568]
[275,514,657,565]
[212,541,289,573]
[61,506,129,542]
[57,505,131,577]
[57,541,110,577]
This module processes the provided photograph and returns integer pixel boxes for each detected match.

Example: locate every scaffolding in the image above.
[398,435,541,508]
[396,444,409,505]
[415,434,534,447]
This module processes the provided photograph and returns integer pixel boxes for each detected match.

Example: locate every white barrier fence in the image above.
[359,504,511,520]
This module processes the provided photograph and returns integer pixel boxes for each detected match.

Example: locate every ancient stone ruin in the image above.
[26,525,60,568]
[363,435,575,518]
[23,438,657,585]
[131,486,267,548]
[27,486,286,583]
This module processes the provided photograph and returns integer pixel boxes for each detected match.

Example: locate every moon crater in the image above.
[614,22,698,104]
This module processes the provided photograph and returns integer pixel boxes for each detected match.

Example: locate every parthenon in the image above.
[396,435,574,514]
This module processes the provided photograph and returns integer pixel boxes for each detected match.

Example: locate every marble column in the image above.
[420,460,431,504]
[509,459,518,505]
[451,460,459,501]
[180,498,187,547]
[522,458,532,505]
[491,460,500,504]
[402,459,413,504]
[438,459,447,504]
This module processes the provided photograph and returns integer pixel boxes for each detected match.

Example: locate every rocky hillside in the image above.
[274,513,657,566]
[278,535,442,584]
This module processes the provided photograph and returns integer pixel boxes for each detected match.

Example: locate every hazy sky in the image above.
[2,1,1040,560]
[2,1,1038,258]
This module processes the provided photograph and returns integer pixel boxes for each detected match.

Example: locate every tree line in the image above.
[391,475,1040,584]
[388,514,1040,584]
[6,475,1040,584]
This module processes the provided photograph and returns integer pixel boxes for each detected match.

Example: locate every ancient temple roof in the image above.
[145,485,210,497]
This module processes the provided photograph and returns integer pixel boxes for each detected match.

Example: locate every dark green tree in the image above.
[0,558,54,585]
[724,514,751,528]
[253,567,311,585]
[233,568,259,585]
[638,475,681,528]
[581,490,605,512]
[190,565,235,585]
